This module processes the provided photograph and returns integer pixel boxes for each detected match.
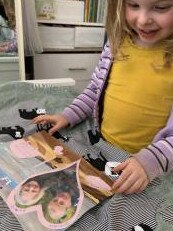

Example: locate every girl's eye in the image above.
[154,5,171,12]
[126,2,139,9]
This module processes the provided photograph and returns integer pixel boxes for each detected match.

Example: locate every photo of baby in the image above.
[43,179,80,224]
[47,192,74,222]
[15,179,47,208]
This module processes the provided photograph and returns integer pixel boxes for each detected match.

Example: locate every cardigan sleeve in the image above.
[62,43,110,127]
[134,105,173,181]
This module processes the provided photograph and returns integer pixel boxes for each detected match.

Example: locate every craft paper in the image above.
[10,139,42,158]
[0,168,17,190]
[85,175,111,191]
[7,161,84,230]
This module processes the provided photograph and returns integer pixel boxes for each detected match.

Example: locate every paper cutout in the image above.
[0,126,25,139]
[83,152,107,171]
[0,169,17,190]
[19,108,46,120]
[85,175,111,191]
[7,161,84,230]
[132,223,153,231]
[10,139,42,158]
[52,131,70,142]
[105,162,121,176]
[87,129,100,145]
[53,146,64,155]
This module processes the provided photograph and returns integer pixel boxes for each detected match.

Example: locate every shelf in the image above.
[23,78,75,87]
[42,47,102,53]
[37,19,104,27]
[0,56,19,62]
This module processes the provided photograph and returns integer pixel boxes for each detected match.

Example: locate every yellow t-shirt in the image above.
[101,38,173,153]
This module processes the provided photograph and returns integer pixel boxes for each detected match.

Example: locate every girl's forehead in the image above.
[125,0,173,3]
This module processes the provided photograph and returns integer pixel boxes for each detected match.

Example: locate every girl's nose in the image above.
[138,11,153,26]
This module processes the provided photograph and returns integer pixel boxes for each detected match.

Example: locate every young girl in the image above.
[34,0,173,197]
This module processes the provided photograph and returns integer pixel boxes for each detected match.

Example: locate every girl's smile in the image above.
[137,28,160,40]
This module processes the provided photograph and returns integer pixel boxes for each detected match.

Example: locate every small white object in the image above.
[36,108,46,114]
[134,226,144,231]
[15,131,22,138]
[105,162,120,176]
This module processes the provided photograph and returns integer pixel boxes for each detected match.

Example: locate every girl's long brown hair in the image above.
[105,0,173,68]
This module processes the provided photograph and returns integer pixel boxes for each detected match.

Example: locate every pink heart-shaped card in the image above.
[7,161,84,230]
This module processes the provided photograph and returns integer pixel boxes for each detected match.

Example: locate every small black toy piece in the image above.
[83,152,108,171]
[88,129,100,145]
[0,126,25,139]
[19,108,46,120]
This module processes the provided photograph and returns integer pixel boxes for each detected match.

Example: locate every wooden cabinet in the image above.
[0,0,25,83]
[34,0,105,91]
[0,57,19,83]
[34,53,100,90]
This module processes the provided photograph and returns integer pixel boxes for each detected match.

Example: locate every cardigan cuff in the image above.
[62,108,82,128]
[134,148,164,182]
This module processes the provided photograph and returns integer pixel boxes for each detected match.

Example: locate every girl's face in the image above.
[125,0,173,47]
[20,180,41,202]
[48,192,72,220]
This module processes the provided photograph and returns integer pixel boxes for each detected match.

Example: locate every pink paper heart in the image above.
[10,139,41,158]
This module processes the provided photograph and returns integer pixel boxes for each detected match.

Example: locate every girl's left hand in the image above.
[112,158,149,194]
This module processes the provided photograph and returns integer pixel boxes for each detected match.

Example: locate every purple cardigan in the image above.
[63,42,173,182]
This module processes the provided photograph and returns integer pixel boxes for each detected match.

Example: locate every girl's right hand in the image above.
[32,114,70,135]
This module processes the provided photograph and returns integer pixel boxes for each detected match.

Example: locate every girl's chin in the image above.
[135,36,159,48]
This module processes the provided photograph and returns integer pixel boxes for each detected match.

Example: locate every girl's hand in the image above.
[112,158,149,194]
[32,114,70,135]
